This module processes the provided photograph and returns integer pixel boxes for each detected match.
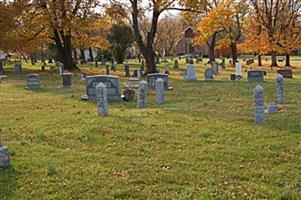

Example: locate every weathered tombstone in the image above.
[137,80,147,108]
[204,68,214,80]
[96,83,108,116]
[230,74,236,81]
[124,64,130,77]
[80,72,86,81]
[174,59,179,69]
[266,102,277,114]
[26,74,41,90]
[211,61,218,75]
[254,85,265,124]
[248,70,264,82]
[277,68,293,79]
[147,73,169,90]
[123,86,135,102]
[246,59,254,65]
[14,61,22,76]
[133,69,141,78]
[235,62,242,79]
[276,74,285,104]
[56,62,64,75]
[105,64,110,75]
[62,73,73,88]
[155,78,164,104]
[184,63,197,81]
[0,145,10,168]
[82,75,121,101]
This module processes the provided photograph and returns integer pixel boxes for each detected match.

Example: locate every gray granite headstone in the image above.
[266,102,277,114]
[147,73,169,90]
[174,59,179,69]
[137,80,147,109]
[277,69,293,79]
[96,82,108,116]
[211,61,218,75]
[0,145,10,168]
[248,70,264,82]
[14,61,22,76]
[184,64,197,81]
[27,74,41,90]
[62,73,73,88]
[204,68,214,80]
[105,64,110,75]
[155,78,164,104]
[84,75,121,101]
[276,74,285,104]
[254,85,265,124]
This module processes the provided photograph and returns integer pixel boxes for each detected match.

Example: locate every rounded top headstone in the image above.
[277,74,284,80]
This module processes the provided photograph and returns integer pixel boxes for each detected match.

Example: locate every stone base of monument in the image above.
[0,146,10,169]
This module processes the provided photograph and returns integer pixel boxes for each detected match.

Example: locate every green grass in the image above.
[0,57,301,199]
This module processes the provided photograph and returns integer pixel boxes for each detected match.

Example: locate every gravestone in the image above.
[14,61,22,76]
[62,73,73,88]
[184,64,197,81]
[26,74,41,90]
[174,59,179,69]
[266,102,277,114]
[155,78,164,104]
[204,68,214,80]
[56,62,64,75]
[254,85,265,124]
[147,73,169,90]
[124,64,130,77]
[137,80,147,108]
[211,61,218,75]
[276,74,285,104]
[277,69,293,79]
[235,62,242,79]
[246,59,254,65]
[0,145,10,168]
[105,64,110,75]
[248,70,264,82]
[133,69,141,78]
[83,75,121,101]
[96,83,108,116]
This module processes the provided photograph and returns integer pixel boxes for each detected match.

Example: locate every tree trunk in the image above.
[271,51,278,69]
[144,50,157,74]
[30,53,36,65]
[53,30,76,70]
[258,54,262,66]
[285,53,290,67]
[208,32,217,63]
[230,42,238,65]
[131,0,159,74]
[89,48,94,61]
[80,48,86,64]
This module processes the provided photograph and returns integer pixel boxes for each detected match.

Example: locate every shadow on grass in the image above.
[0,167,17,199]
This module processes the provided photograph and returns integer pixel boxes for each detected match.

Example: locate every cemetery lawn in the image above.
[1,58,301,199]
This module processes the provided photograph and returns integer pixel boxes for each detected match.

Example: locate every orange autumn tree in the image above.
[195,0,248,64]
[249,0,301,67]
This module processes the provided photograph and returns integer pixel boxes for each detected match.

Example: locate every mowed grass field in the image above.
[0,57,301,199]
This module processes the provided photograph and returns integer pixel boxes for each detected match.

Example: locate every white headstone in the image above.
[96,83,108,116]
[184,64,197,81]
[235,62,242,78]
